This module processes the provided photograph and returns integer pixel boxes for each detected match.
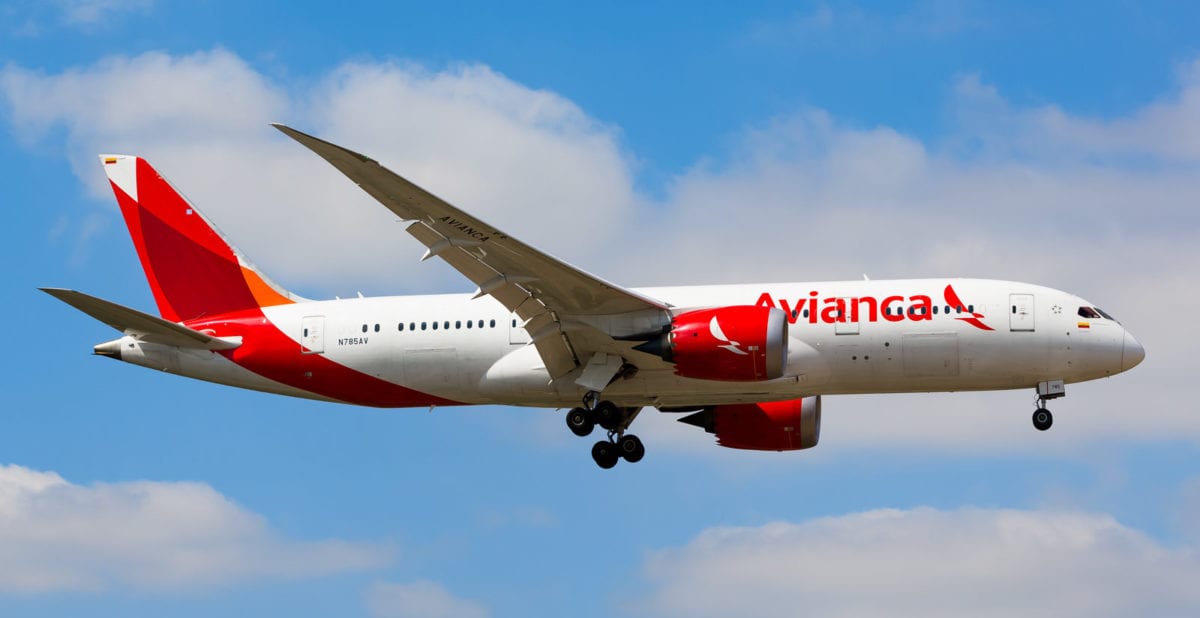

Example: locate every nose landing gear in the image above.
[1031,380,1065,431]
[567,391,645,469]
[1032,407,1053,431]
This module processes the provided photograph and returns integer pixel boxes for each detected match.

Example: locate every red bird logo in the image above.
[944,284,994,331]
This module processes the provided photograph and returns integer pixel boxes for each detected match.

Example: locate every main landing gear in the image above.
[566,392,645,469]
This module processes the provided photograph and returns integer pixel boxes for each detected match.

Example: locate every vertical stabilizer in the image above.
[100,155,300,322]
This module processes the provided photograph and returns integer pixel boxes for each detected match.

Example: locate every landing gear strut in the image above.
[567,391,645,469]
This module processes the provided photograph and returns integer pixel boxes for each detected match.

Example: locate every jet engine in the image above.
[678,397,821,451]
[635,306,788,381]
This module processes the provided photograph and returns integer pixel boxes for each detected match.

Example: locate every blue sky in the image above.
[2,2,1200,617]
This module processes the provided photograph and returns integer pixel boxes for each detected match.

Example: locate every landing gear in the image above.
[617,434,645,463]
[565,408,594,437]
[1031,380,1065,432]
[569,392,645,469]
[591,440,619,469]
[590,434,644,468]
[1032,407,1053,431]
[593,400,621,430]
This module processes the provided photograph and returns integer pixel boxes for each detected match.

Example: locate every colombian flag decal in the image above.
[104,157,118,165]
[1078,321,1091,329]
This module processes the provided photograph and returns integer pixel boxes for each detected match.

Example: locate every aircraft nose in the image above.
[1121,330,1145,372]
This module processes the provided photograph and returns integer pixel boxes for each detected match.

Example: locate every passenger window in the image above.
[444,321,450,330]
[410,322,415,331]
[803,309,809,318]
[398,323,404,332]
[303,328,308,337]
[374,324,380,332]
[933,306,939,315]
[478,320,484,328]
[432,322,438,330]
[968,305,974,313]
[466,320,472,329]
[421,322,427,330]
[456,321,461,329]
[490,319,496,328]
[361,324,367,333]
[512,319,517,327]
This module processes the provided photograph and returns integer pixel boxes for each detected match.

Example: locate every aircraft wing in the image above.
[41,288,242,351]
[274,124,670,383]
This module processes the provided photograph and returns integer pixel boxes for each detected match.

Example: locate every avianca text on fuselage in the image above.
[755,283,995,331]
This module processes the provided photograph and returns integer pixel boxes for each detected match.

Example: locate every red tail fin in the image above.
[101,155,297,322]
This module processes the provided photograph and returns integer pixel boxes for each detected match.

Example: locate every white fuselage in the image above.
[112,278,1143,409]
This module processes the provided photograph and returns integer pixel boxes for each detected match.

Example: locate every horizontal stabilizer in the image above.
[40,288,241,351]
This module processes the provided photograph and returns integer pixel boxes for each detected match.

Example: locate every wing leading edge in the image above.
[273,124,670,383]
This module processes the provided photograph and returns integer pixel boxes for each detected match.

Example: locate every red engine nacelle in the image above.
[635,306,788,381]
[678,397,822,451]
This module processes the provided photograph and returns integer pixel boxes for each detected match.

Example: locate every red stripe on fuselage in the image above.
[187,309,460,408]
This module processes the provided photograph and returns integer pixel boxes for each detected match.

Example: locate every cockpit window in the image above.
[1093,307,1118,322]
[1078,307,1101,319]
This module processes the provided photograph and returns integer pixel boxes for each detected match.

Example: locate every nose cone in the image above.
[1121,330,1145,372]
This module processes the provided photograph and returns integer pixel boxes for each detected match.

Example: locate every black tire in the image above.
[1032,408,1053,431]
[566,407,595,437]
[594,400,621,430]
[591,440,619,469]
[617,434,645,463]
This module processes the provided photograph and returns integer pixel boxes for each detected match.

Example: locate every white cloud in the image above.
[0,464,391,594]
[366,580,489,618]
[53,0,154,25]
[951,60,1200,163]
[0,50,634,298]
[3,49,1198,451]
[635,507,1200,618]
[1172,477,1200,543]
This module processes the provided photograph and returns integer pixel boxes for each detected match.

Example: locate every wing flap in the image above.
[40,288,241,351]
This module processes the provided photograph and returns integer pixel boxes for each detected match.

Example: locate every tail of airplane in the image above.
[99,155,301,322]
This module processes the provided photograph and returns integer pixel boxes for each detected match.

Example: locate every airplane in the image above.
[42,124,1146,469]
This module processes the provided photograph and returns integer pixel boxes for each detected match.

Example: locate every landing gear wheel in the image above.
[594,400,621,430]
[1032,408,1053,431]
[566,407,595,437]
[591,440,619,469]
[617,434,645,463]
